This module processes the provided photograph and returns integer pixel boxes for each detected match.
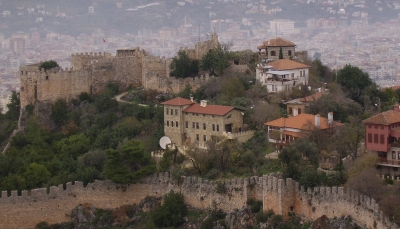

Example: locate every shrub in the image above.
[152,191,187,227]
[256,210,274,223]
[39,60,59,70]
[35,221,50,229]
[216,182,226,194]
[246,198,263,213]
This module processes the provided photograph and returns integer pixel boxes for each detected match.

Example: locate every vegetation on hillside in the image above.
[3,50,400,227]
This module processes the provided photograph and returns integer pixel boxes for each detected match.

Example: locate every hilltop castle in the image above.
[19,33,220,108]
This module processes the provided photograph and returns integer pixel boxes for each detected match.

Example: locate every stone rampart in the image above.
[0,173,397,229]
[19,36,220,111]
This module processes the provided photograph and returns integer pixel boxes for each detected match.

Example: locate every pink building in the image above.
[363,104,400,177]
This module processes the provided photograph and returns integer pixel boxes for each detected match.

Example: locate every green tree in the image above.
[169,50,199,78]
[104,140,156,183]
[152,190,188,227]
[279,47,283,59]
[50,98,68,125]
[336,64,372,102]
[38,60,59,70]
[200,45,230,75]
[24,163,51,189]
[6,91,20,120]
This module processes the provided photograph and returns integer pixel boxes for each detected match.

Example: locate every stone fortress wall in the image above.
[19,34,222,108]
[0,173,397,229]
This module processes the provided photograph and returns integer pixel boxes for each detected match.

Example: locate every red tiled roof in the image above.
[300,91,324,102]
[183,103,235,116]
[161,97,194,106]
[362,110,400,125]
[265,114,343,130]
[268,59,310,70]
[259,37,296,48]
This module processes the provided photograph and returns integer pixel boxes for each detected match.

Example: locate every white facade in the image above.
[269,20,299,36]
[256,67,309,93]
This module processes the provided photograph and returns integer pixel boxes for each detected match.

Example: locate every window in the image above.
[212,124,215,131]
[398,152,400,160]
[203,123,206,130]
[393,151,396,159]
[170,109,173,115]
[291,73,295,78]
[196,134,199,141]
[186,121,188,128]
[166,109,169,115]
[300,71,303,77]
[368,133,372,143]
[171,122,174,127]
[298,108,301,114]
[380,134,385,144]
[176,121,178,127]
[374,134,378,143]
[288,50,292,56]
[289,107,293,115]
[203,135,206,141]
[175,109,178,115]
[192,122,195,128]
[167,121,169,127]
[375,125,378,129]
[381,126,384,130]
[217,125,220,131]
[271,51,276,56]
[368,125,371,128]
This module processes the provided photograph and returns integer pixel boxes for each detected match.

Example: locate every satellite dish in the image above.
[159,136,171,149]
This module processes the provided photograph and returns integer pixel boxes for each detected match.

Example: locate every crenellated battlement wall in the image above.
[19,36,221,112]
[71,51,111,70]
[0,173,398,229]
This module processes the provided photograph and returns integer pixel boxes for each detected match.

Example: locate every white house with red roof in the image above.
[256,59,310,93]
[161,97,254,148]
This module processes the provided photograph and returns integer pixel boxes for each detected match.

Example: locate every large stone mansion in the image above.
[161,97,254,148]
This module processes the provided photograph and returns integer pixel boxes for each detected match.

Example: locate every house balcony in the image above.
[378,158,400,167]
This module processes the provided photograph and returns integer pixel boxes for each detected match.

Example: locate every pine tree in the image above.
[279,47,284,59]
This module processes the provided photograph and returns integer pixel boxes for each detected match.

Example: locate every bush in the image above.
[255,210,274,223]
[152,191,187,227]
[246,198,263,213]
[39,60,59,70]
[216,182,226,194]
[35,221,50,229]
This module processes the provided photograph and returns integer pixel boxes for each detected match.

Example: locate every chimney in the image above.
[328,112,333,125]
[393,104,400,112]
[315,114,320,127]
[190,94,194,102]
[293,108,298,116]
[200,100,207,107]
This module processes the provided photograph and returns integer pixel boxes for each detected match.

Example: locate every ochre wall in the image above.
[0,173,397,229]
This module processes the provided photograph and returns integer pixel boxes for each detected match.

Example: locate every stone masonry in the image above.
[0,173,397,229]
[19,35,221,109]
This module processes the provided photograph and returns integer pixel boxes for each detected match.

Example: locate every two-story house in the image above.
[162,97,253,149]
[257,37,296,60]
[256,59,310,93]
[363,104,400,177]
[265,113,342,147]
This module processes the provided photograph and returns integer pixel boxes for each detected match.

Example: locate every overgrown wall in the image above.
[0,173,397,229]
